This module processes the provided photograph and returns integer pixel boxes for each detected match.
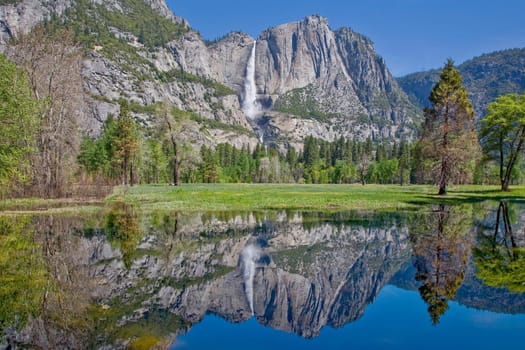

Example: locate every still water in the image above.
[1,201,524,349]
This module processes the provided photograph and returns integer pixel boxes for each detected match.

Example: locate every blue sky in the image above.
[166,0,525,76]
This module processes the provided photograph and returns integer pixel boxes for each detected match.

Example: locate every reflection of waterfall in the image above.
[240,243,262,315]
[242,41,260,120]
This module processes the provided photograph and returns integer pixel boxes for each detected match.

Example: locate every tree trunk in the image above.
[438,159,447,195]
[123,155,128,185]
[501,178,510,192]
[173,156,179,186]
[129,161,134,186]
[172,138,179,186]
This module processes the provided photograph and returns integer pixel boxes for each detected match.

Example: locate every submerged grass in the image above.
[107,184,525,212]
[0,197,105,216]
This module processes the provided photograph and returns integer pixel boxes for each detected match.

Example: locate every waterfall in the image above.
[240,243,261,316]
[242,41,260,120]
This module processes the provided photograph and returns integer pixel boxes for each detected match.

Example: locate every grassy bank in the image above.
[107,184,525,212]
[2,184,524,214]
[0,197,104,215]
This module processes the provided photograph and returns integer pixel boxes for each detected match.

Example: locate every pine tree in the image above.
[114,101,141,186]
[417,59,479,195]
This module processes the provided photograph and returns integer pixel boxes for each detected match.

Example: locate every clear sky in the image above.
[165,0,525,77]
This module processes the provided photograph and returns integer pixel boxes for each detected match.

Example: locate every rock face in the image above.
[0,0,73,51]
[213,15,420,143]
[1,1,421,149]
[398,48,525,119]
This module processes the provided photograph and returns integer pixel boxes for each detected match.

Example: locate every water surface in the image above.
[1,201,524,349]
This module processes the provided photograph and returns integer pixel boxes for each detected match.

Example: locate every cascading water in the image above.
[242,41,261,120]
[240,243,261,316]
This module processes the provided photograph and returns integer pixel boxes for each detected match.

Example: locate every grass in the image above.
[107,184,525,213]
[2,184,524,215]
[0,197,105,215]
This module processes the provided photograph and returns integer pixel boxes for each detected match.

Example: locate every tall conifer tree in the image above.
[417,59,479,195]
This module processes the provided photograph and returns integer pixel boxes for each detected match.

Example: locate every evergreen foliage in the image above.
[79,125,417,185]
[58,0,188,50]
[274,86,335,121]
[416,60,479,194]
[78,103,141,185]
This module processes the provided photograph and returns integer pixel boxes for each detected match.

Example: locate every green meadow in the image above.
[107,184,525,212]
[2,184,525,214]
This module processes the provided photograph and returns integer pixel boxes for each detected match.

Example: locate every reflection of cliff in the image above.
[257,223,411,337]
[86,211,412,342]
[8,205,525,349]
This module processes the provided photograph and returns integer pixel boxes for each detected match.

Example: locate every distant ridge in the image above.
[397,48,525,119]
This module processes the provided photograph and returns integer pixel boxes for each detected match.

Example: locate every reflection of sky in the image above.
[172,285,525,350]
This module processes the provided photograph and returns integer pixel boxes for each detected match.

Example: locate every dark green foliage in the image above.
[78,104,142,185]
[157,69,235,97]
[96,0,187,48]
[274,86,336,121]
[187,110,254,136]
[57,0,188,50]
[78,135,108,174]
[187,137,415,185]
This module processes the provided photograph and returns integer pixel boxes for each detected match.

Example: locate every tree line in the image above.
[2,29,525,198]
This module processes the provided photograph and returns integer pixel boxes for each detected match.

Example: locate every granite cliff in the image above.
[0,0,421,150]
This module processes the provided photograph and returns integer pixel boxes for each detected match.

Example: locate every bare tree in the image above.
[156,101,196,186]
[10,27,86,197]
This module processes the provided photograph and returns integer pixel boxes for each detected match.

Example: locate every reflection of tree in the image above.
[474,201,525,294]
[32,215,96,348]
[1,215,97,348]
[0,216,47,336]
[105,202,142,269]
[410,205,473,324]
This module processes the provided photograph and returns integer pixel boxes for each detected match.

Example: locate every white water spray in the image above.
[242,41,261,120]
[240,243,262,315]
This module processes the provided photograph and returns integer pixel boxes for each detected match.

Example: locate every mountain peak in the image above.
[140,0,189,27]
[302,14,329,26]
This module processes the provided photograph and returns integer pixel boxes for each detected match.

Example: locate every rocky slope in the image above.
[254,17,419,144]
[0,0,421,150]
[397,48,525,119]
[0,0,73,47]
